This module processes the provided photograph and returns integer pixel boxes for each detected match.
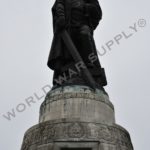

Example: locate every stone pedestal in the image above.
[21,85,133,150]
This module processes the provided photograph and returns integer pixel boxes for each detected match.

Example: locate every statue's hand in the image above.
[55,16,66,33]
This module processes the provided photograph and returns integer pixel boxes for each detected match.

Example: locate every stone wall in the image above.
[21,85,133,150]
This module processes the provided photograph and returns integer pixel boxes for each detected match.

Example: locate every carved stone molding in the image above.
[68,123,85,138]
[40,86,114,116]
[21,121,133,150]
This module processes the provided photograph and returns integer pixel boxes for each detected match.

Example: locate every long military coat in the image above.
[47,0,102,71]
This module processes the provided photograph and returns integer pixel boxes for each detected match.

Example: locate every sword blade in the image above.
[61,30,96,90]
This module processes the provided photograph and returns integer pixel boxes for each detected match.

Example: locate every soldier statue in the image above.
[47,0,107,89]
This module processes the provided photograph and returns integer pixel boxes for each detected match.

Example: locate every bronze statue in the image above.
[47,0,107,89]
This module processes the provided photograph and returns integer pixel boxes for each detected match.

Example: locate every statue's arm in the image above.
[55,0,65,18]
[85,0,102,20]
[54,0,65,32]
[84,0,102,29]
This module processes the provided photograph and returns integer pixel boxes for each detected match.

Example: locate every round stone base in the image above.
[21,120,133,150]
[39,85,115,125]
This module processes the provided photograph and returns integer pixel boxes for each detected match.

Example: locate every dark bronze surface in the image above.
[47,0,107,89]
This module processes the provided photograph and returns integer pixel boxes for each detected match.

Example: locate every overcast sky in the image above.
[0,0,149,149]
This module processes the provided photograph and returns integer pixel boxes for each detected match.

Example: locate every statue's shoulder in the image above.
[51,1,57,12]
[51,0,66,12]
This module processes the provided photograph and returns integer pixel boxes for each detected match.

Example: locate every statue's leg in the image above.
[78,25,101,68]
[68,26,107,87]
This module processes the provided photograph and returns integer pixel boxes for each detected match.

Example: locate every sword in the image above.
[61,30,96,90]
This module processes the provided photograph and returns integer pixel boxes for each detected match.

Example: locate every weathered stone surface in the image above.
[39,86,115,125]
[21,120,133,150]
[21,85,133,150]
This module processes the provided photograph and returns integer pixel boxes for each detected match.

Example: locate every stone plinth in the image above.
[21,86,133,150]
[39,86,115,125]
